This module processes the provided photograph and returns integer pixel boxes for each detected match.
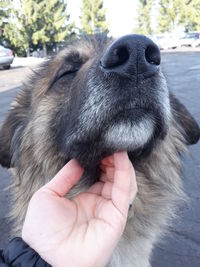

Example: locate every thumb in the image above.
[44,159,84,197]
[112,152,136,217]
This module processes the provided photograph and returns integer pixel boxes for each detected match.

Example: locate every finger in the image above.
[100,164,106,173]
[112,152,135,217]
[87,181,104,195]
[44,159,84,197]
[100,166,115,183]
[101,181,113,199]
[99,172,107,183]
[129,163,138,204]
[101,154,114,167]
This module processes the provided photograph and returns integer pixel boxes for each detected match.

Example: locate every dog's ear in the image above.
[0,91,29,168]
[170,93,200,145]
[0,109,22,168]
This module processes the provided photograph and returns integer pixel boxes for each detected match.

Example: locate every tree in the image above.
[2,0,37,56]
[81,0,108,35]
[158,0,184,33]
[0,0,75,56]
[158,0,200,33]
[180,0,200,31]
[15,0,35,56]
[31,0,73,57]
[134,0,154,35]
[0,0,12,44]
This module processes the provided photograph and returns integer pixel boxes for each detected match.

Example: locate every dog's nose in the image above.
[100,34,160,78]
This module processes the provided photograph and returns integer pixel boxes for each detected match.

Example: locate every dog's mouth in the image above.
[65,104,164,170]
[103,108,155,152]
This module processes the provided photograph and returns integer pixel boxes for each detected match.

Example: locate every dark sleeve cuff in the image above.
[0,249,11,267]
[1,237,51,267]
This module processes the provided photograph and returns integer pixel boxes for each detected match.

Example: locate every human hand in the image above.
[22,151,137,267]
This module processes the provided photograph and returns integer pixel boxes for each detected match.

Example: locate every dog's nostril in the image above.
[113,46,130,67]
[145,45,161,66]
[100,46,130,69]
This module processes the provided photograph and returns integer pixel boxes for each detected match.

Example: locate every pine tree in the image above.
[134,0,154,35]
[158,0,200,33]
[81,0,108,35]
[1,0,74,57]
[0,1,30,55]
[158,0,183,33]
[0,0,12,44]
[180,0,200,31]
[30,0,73,56]
[3,0,36,56]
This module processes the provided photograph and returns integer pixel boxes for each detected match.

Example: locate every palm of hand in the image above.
[38,179,125,264]
[22,152,137,267]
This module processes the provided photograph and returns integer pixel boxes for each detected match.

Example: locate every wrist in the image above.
[2,237,52,267]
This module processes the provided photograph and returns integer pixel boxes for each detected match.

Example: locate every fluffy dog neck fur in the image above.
[9,118,185,267]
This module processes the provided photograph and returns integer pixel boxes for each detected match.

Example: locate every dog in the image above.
[0,34,199,267]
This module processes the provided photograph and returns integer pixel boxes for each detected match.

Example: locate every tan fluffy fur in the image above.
[9,117,186,267]
[1,36,195,267]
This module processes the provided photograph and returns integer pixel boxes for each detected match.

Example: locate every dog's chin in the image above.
[103,115,154,152]
[65,112,155,170]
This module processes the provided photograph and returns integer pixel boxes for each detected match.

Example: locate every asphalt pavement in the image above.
[0,53,200,266]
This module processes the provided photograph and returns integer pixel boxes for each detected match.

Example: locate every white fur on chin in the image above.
[104,116,154,151]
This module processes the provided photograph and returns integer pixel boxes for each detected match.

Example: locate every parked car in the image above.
[0,45,14,69]
[153,34,180,50]
[180,32,200,47]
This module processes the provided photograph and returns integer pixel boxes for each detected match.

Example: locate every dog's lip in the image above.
[104,106,154,133]
[111,106,151,119]
[118,107,149,113]
[110,101,150,113]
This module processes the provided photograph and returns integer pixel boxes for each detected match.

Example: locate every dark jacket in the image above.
[0,238,51,267]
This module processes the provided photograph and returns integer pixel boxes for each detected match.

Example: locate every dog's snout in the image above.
[100,45,130,69]
[100,34,160,77]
